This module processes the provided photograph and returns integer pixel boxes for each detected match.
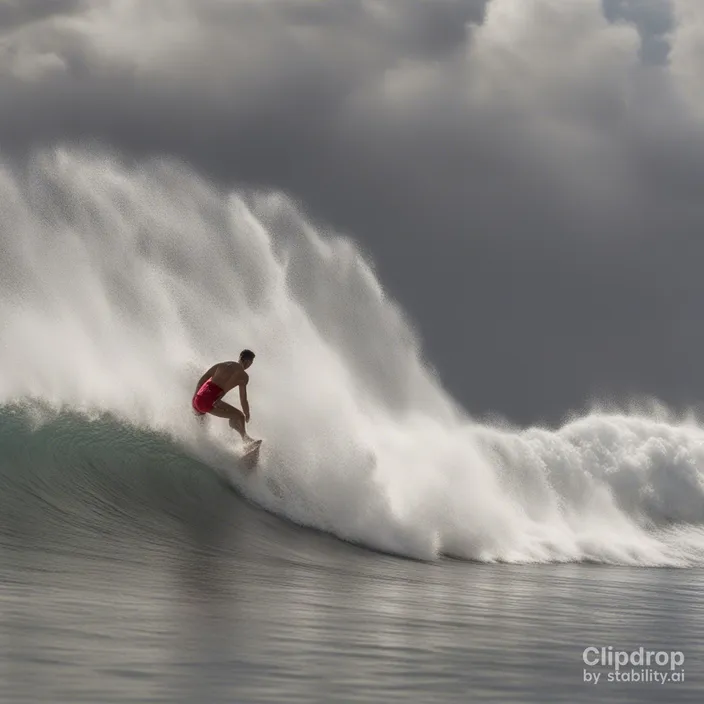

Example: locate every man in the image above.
[192,349,257,445]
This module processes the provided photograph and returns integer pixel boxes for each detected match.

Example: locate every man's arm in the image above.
[194,364,219,396]
[239,381,250,422]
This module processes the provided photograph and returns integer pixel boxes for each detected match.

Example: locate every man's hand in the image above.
[245,411,251,423]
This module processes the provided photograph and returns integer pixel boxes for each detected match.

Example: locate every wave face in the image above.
[2,148,704,567]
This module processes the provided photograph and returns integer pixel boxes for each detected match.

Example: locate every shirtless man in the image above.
[192,349,257,444]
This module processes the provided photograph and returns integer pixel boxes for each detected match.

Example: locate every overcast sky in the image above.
[2,0,704,425]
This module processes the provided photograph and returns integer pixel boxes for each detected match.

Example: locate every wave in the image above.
[2,148,704,567]
[0,403,302,565]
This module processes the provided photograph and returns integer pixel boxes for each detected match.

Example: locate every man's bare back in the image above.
[210,361,249,396]
[192,349,257,444]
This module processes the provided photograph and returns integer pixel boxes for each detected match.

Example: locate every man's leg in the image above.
[208,400,253,442]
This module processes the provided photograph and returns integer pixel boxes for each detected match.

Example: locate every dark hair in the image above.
[240,349,255,362]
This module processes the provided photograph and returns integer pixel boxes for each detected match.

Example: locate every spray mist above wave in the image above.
[1,147,704,567]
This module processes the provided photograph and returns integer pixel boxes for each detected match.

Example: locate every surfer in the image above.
[192,349,257,445]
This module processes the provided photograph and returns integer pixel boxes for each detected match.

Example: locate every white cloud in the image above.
[668,0,704,119]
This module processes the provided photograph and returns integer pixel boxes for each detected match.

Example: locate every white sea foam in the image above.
[2,148,704,565]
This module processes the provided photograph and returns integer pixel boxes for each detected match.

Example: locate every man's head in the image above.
[240,348,255,369]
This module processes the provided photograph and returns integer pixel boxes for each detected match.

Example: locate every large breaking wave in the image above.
[2,148,704,566]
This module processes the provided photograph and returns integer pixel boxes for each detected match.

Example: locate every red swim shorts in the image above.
[192,379,224,414]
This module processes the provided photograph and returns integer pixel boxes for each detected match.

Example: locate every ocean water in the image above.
[1,149,703,702]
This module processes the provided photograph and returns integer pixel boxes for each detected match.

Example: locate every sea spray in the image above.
[2,148,704,565]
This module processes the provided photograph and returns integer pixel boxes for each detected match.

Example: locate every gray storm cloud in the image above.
[1,0,704,424]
